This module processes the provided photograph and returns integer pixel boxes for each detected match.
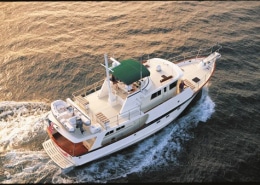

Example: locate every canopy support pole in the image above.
[104,54,115,104]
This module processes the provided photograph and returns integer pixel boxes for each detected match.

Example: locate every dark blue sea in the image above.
[0,1,259,183]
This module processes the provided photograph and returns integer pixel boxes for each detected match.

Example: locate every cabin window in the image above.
[116,125,125,131]
[151,90,161,100]
[151,93,157,99]
[164,87,167,92]
[105,130,114,136]
[169,81,177,90]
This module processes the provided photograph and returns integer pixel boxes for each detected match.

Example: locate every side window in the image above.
[151,90,161,100]
[169,81,177,90]
[116,125,125,131]
[151,92,157,99]
[105,130,114,136]
[164,87,167,92]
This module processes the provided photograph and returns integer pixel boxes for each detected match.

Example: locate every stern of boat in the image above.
[42,139,75,169]
[42,114,75,169]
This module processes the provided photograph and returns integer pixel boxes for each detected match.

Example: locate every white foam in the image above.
[0,102,49,152]
[0,101,58,183]
[2,150,55,183]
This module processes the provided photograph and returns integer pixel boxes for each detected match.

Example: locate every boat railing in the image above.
[100,106,142,129]
[72,79,104,98]
[80,102,141,130]
[185,51,220,91]
[169,43,222,64]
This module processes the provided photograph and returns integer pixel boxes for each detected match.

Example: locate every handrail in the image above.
[169,43,222,64]
[109,106,142,126]
[72,79,104,98]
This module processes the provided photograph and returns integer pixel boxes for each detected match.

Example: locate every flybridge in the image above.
[111,59,150,85]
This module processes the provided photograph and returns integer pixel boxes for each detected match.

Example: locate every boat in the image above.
[42,44,222,169]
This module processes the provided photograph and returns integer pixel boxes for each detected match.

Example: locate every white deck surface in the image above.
[145,58,180,89]
[84,91,123,127]
[178,58,215,91]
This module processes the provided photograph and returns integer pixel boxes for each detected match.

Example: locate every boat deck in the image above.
[43,46,221,169]
[145,58,180,89]
[53,132,88,156]
[85,92,126,126]
[177,58,215,92]
[72,55,216,133]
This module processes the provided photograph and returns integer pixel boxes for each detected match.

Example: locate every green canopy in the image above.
[112,59,150,85]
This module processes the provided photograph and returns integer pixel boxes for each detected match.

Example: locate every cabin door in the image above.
[162,86,168,101]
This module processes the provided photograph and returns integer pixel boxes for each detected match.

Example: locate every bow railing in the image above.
[169,43,222,64]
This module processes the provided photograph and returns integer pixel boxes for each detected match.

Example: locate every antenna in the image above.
[140,55,143,79]
[100,63,114,72]
[104,54,113,103]
[140,55,143,93]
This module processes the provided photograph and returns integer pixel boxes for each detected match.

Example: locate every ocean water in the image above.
[0,1,259,183]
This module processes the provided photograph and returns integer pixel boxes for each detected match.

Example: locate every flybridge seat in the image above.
[160,75,173,83]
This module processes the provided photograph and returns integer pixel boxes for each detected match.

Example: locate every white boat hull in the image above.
[43,90,197,168]
[42,45,221,169]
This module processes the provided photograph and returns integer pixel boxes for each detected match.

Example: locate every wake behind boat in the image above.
[42,44,222,169]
